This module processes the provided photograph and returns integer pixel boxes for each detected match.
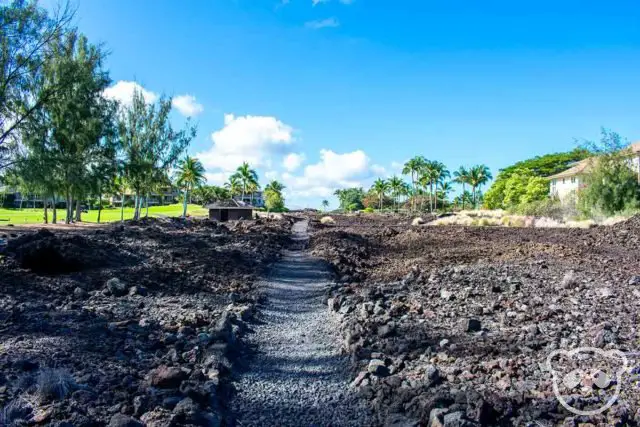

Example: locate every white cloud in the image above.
[371,164,386,176]
[281,149,376,198]
[103,81,158,105]
[197,114,294,172]
[104,81,204,117]
[390,161,404,171]
[205,171,231,186]
[283,153,305,172]
[265,170,279,181]
[172,95,204,117]
[305,17,339,29]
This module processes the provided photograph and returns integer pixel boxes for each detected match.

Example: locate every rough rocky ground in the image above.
[230,220,372,426]
[309,214,640,426]
[0,217,292,426]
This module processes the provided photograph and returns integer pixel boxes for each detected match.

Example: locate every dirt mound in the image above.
[6,229,129,274]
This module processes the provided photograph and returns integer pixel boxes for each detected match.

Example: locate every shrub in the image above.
[411,217,425,226]
[578,129,640,217]
[478,218,491,226]
[320,216,335,225]
[362,207,374,213]
[512,198,565,219]
[35,368,75,403]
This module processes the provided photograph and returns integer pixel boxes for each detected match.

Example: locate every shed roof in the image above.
[204,199,255,209]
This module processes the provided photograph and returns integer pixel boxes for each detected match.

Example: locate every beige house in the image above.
[548,141,640,201]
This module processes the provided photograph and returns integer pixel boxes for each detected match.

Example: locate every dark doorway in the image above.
[220,209,229,221]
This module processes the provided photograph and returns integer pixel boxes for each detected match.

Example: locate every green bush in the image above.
[511,197,565,219]
[578,157,639,217]
[362,207,375,213]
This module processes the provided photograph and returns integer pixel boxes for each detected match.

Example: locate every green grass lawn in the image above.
[0,204,209,225]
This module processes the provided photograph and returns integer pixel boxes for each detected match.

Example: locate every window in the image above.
[562,178,565,184]
[571,177,576,184]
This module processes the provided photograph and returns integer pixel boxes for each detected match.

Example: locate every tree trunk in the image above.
[145,193,149,218]
[52,194,57,224]
[75,199,81,222]
[97,194,102,223]
[414,175,418,211]
[66,193,72,223]
[182,188,188,218]
[134,192,140,220]
[462,183,466,210]
[120,192,125,222]
[429,181,433,213]
[434,182,438,211]
[43,199,48,224]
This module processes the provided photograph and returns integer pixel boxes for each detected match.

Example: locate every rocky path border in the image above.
[230,220,372,426]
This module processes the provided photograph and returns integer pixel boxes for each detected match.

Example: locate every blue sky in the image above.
[63,0,640,208]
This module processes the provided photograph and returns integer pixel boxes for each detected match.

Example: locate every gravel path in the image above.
[231,220,373,426]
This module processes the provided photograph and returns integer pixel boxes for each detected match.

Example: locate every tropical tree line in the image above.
[332,159,492,213]
[0,1,200,223]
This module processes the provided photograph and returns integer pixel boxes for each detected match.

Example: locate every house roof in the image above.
[204,199,254,209]
[547,141,640,180]
[546,159,593,180]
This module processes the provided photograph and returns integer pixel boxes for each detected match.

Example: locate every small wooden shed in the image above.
[205,200,254,222]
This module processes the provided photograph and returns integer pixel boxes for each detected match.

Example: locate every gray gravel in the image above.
[231,220,373,426]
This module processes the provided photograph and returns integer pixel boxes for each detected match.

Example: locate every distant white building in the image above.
[548,141,640,201]
[233,191,264,208]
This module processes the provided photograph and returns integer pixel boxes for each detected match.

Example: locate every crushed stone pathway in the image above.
[230,220,372,426]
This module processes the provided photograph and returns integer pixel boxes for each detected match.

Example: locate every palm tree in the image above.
[265,180,285,194]
[321,200,329,211]
[438,181,453,209]
[388,176,404,211]
[419,161,437,212]
[468,165,492,208]
[432,161,450,211]
[371,178,388,210]
[402,156,426,211]
[401,182,411,207]
[333,189,346,210]
[232,162,259,202]
[225,175,242,197]
[175,156,206,218]
[453,166,470,210]
[246,180,260,205]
